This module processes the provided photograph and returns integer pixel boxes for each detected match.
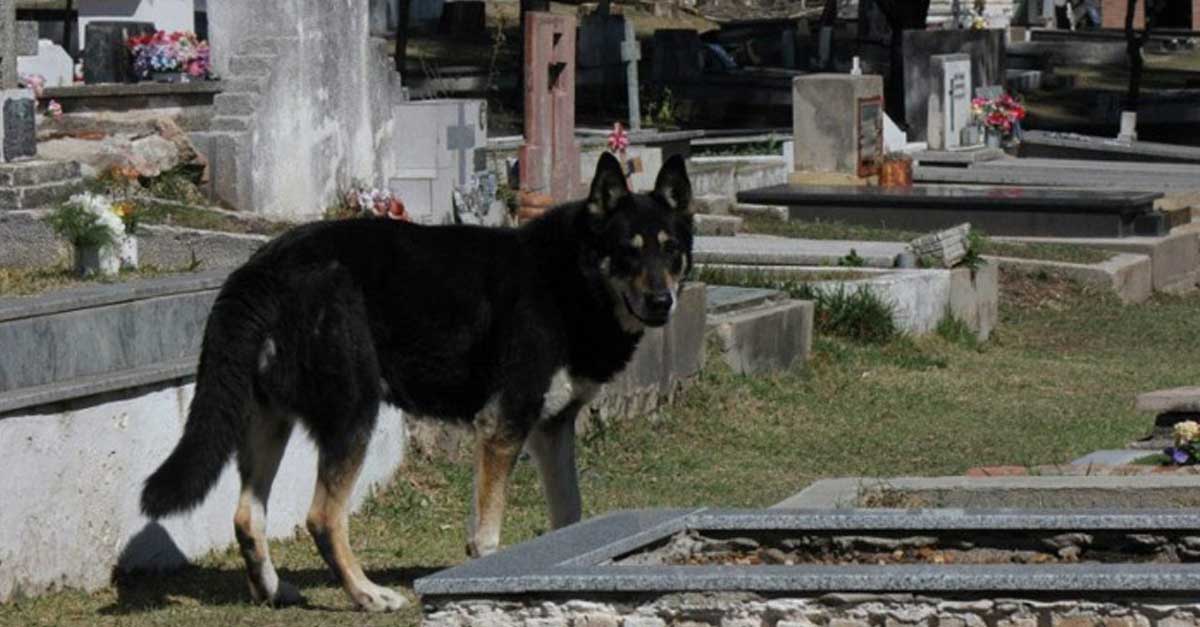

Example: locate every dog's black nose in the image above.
[645,292,674,317]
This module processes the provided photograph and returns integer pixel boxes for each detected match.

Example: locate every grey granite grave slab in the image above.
[415,508,1200,598]
[0,271,227,401]
[1019,130,1200,165]
[15,20,37,56]
[910,147,1005,165]
[1071,450,1152,466]
[736,184,1165,238]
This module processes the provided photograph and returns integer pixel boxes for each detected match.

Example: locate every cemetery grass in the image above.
[741,216,1117,265]
[0,264,204,297]
[4,274,1200,626]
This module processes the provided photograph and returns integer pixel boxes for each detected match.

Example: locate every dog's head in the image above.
[583,152,694,332]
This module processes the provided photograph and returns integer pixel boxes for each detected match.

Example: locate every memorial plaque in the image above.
[857,96,883,178]
[2,93,36,161]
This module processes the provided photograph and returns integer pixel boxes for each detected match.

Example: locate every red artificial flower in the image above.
[607,122,629,153]
[386,198,409,221]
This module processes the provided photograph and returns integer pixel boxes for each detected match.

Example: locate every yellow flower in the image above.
[1173,420,1200,445]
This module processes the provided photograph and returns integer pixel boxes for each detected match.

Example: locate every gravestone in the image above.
[82,21,155,84]
[77,0,193,45]
[790,74,884,184]
[439,0,485,37]
[0,0,15,90]
[19,40,75,87]
[928,53,980,151]
[519,12,581,205]
[578,10,624,89]
[902,29,1006,142]
[0,89,37,161]
[391,99,501,226]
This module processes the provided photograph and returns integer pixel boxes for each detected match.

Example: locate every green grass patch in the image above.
[133,198,294,236]
[1131,453,1170,466]
[5,272,1200,625]
[978,240,1115,265]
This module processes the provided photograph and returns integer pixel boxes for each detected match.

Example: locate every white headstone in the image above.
[18,40,75,87]
[929,53,976,151]
[883,112,907,153]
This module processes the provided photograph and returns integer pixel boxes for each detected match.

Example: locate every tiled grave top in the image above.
[415,508,1200,598]
[1137,387,1200,413]
[737,185,1161,214]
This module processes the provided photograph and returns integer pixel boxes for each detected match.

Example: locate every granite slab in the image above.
[736,184,1165,238]
[415,508,1200,598]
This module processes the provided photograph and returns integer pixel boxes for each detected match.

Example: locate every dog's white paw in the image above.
[353,583,409,612]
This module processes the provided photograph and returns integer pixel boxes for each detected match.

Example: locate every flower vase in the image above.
[118,233,138,270]
[985,129,1003,149]
[74,242,120,278]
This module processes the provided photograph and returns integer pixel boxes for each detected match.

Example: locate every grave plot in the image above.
[417,509,1200,627]
[1019,130,1200,165]
[736,184,1167,238]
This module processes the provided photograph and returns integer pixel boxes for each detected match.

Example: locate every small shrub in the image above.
[837,248,866,268]
[812,285,898,344]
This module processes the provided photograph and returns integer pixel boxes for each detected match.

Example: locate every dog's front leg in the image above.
[526,412,582,530]
[466,432,523,558]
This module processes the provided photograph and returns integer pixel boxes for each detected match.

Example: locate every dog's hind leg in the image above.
[233,409,301,607]
[525,413,582,530]
[306,437,407,612]
[466,431,523,558]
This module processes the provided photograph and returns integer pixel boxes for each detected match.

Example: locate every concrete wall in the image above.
[207,0,406,218]
[0,381,407,601]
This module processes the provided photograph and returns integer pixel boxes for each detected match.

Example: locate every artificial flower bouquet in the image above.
[127,30,211,81]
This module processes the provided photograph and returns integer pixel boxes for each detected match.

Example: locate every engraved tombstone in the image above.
[928,53,978,151]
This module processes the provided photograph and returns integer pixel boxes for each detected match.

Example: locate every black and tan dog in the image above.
[140,153,694,611]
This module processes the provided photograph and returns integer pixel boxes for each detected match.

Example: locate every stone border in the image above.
[994,230,1200,293]
[774,475,1200,509]
[415,508,1200,599]
[984,253,1153,304]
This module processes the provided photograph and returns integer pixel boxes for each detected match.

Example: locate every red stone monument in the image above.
[518,12,581,221]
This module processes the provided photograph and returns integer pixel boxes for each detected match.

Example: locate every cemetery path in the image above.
[2,273,1199,626]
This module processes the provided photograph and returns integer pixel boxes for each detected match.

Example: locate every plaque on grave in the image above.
[857,96,883,178]
[83,21,156,84]
[2,91,37,161]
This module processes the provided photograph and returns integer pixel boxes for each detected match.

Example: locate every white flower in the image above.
[69,192,123,240]
[1174,420,1200,445]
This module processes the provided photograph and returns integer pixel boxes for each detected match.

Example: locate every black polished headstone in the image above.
[82,21,155,84]
[2,96,36,161]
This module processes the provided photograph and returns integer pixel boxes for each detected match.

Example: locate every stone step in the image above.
[730,203,788,222]
[0,177,84,210]
[212,92,259,117]
[691,193,733,215]
[219,76,268,95]
[228,55,275,77]
[209,116,253,132]
[0,159,82,187]
[694,214,741,236]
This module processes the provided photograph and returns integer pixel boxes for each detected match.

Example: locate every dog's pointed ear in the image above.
[653,154,692,213]
[587,152,630,217]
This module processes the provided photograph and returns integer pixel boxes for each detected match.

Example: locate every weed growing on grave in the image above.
[837,249,866,268]
[807,285,899,345]
[935,310,980,350]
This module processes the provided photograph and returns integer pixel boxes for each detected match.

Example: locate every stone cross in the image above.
[519,12,580,204]
[620,19,641,132]
[446,100,476,188]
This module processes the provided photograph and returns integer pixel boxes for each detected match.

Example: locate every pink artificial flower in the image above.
[46,100,63,121]
[607,122,629,153]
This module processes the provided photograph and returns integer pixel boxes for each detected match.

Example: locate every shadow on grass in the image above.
[102,565,444,615]
[99,522,444,615]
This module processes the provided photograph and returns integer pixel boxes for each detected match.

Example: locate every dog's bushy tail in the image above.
[141,271,278,519]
